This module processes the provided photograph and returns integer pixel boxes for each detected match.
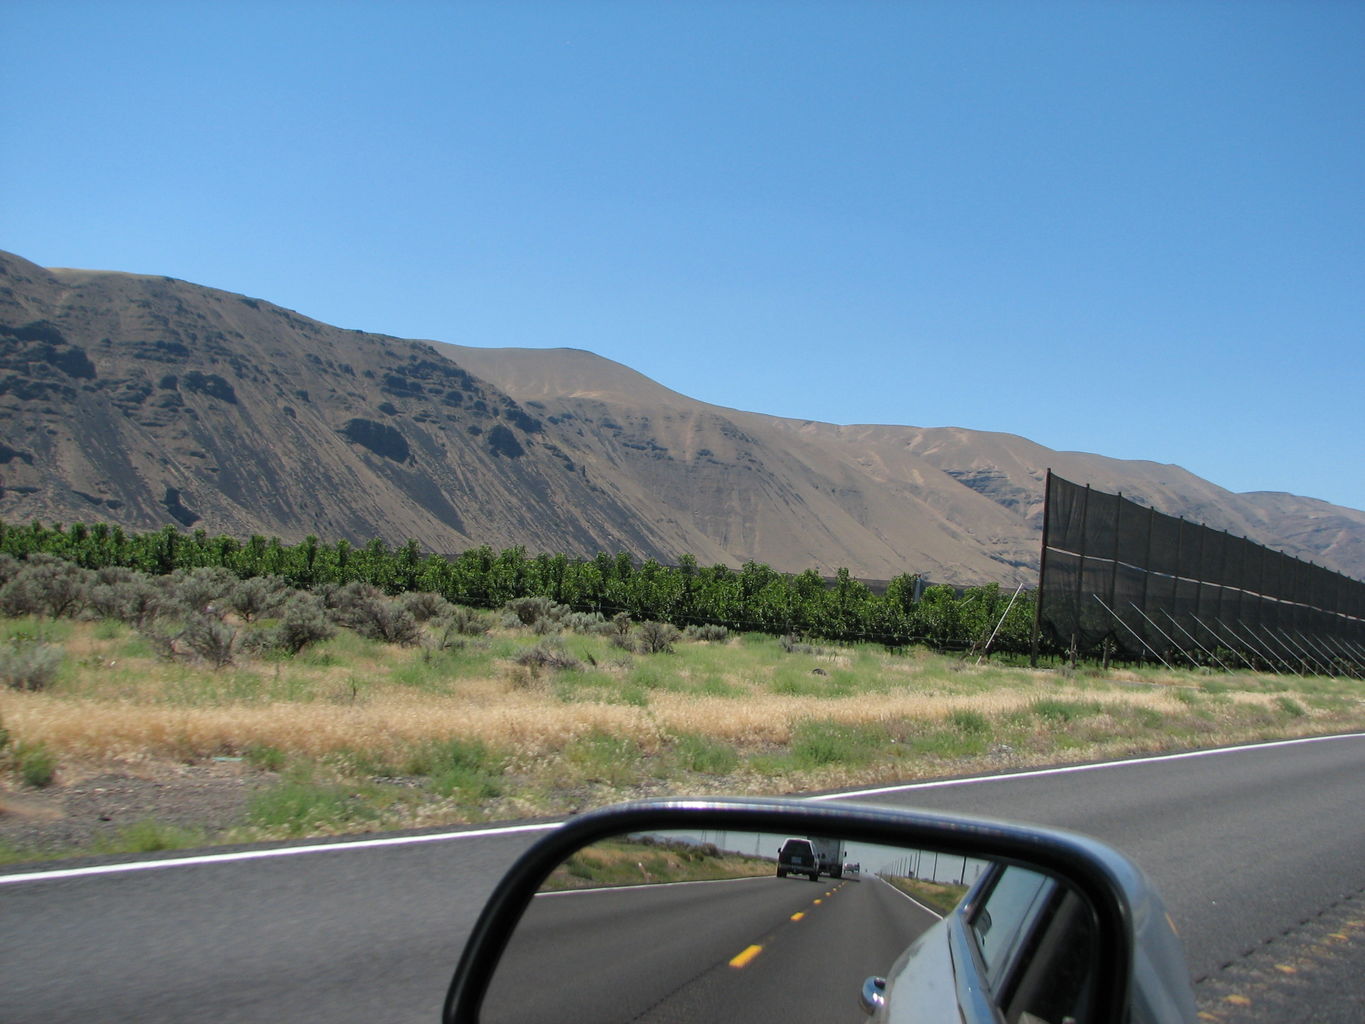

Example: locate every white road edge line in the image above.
[0,821,560,886]
[3,732,1361,886]
[807,731,1365,801]
[877,873,946,919]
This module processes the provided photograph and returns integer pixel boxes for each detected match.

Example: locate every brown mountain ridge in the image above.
[2,250,1362,586]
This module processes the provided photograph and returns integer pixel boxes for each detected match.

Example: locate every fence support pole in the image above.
[1324,635,1365,677]
[1092,595,1172,669]
[1304,631,1359,679]
[1222,619,1295,674]
[1160,610,1230,672]
[1128,603,1198,669]
[976,583,1025,665]
[1192,614,1263,672]
[1248,623,1312,676]
[1271,627,1331,677]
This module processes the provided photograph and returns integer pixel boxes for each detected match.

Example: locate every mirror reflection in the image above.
[480,829,1038,1024]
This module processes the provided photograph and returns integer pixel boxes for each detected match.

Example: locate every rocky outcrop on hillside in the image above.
[3,249,1362,585]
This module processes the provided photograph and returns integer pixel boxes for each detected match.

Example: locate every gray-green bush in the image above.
[228,575,289,622]
[515,639,581,673]
[274,593,335,654]
[0,636,63,691]
[401,591,452,623]
[0,556,90,619]
[637,621,681,654]
[170,566,238,617]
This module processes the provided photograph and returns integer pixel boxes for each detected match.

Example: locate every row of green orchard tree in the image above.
[0,519,1037,653]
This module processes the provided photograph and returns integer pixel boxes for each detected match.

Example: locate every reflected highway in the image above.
[481,874,938,1023]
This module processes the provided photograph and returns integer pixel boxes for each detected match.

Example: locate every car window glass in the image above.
[971,866,1054,985]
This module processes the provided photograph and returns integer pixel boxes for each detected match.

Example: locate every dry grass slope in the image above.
[3,610,1363,864]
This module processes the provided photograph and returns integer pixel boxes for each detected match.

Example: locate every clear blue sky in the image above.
[5,1,1362,511]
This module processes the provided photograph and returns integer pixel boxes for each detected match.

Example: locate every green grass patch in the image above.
[1274,696,1307,718]
[1129,706,1167,729]
[1031,698,1103,724]
[0,617,75,644]
[402,737,504,801]
[791,719,891,769]
[92,618,126,641]
[246,777,381,835]
[626,661,669,690]
[553,666,639,704]
[947,709,991,736]
[95,819,207,854]
[910,726,989,759]
[885,875,971,916]
[244,743,287,772]
[297,629,377,668]
[671,732,740,775]
[565,729,644,786]
[389,649,472,692]
[767,667,827,697]
[12,740,58,787]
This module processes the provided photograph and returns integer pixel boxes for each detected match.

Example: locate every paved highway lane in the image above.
[2,733,1362,1022]
[818,733,1365,984]
[0,826,555,1023]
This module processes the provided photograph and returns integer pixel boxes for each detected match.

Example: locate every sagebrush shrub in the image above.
[228,575,289,622]
[514,640,581,673]
[637,621,681,654]
[779,634,819,655]
[0,636,63,691]
[325,581,384,626]
[353,598,422,646]
[685,623,729,642]
[502,598,570,630]
[274,593,335,654]
[181,613,238,668]
[170,566,238,617]
[0,555,91,619]
[562,611,610,635]
[137,625,180,662]
[505,598,551,630]
[400,591,452,623]
[444,605,489,637]
[94,566,142,586]
[88,577,165,626]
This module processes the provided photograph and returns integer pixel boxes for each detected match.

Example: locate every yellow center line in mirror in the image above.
[812,898,822,904]
[790,912,805,921]
[729,945,764,969]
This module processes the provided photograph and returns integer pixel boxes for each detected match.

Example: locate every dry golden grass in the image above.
[0,668,1336,791]
[3,617,1362,855]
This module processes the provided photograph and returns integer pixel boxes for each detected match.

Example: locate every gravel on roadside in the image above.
[0,761,267,858]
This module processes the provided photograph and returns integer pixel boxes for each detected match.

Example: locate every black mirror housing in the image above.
[442,796,1195,1023]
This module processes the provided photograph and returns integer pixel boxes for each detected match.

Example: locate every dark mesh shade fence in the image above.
[1036,473,1365,673]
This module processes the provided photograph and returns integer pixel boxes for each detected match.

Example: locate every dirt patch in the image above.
[0,761,268,858]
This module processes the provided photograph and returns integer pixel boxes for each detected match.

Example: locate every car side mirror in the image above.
[441,797,1196,1023]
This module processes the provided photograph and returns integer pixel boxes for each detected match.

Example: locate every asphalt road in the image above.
[2,732,1362,1023]
[819,733,1365,984]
